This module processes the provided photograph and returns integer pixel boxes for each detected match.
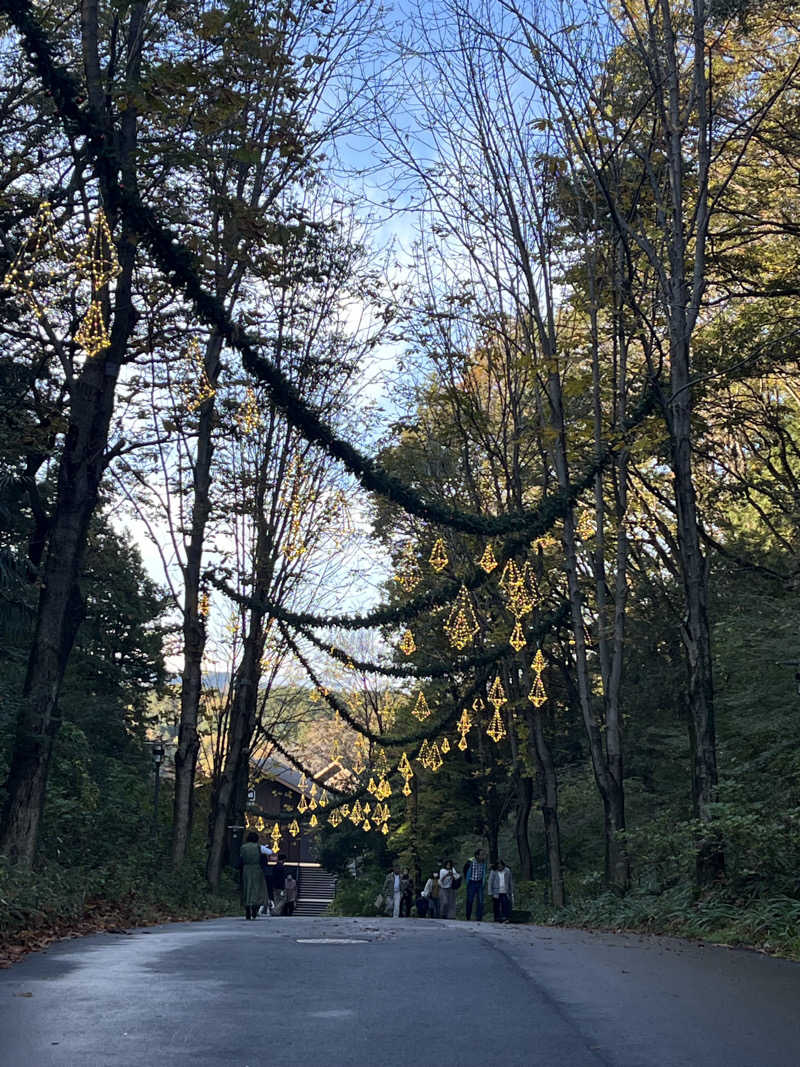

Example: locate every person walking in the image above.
[422,870,441,918]
[271,854,287,915]
[284,871,297,916]
[237,831,269,920]
[488,859,514,923]
[400,869,413,917]
[438,860,460,919]
[382,864,403,917]
[463,848,487,921]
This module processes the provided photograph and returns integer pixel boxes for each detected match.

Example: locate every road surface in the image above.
[1,915,799,1066]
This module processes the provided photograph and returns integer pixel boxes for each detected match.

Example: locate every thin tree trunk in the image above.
[171,331,223,867]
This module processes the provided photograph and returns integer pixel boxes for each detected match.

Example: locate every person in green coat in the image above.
[238,831,268,920]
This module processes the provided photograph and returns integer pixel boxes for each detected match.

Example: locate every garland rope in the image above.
[1,0,660,542]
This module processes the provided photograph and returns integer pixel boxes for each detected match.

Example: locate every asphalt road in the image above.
[1,916,799,1066]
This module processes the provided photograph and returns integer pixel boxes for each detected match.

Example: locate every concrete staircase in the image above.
[294,865,337,916]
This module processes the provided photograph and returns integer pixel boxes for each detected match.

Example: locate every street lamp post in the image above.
[151,739,165,839]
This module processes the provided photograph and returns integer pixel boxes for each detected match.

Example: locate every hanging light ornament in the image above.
[417,738,431,764]
[75,207,121,290]
[363,802,371,816]
[236,386,262,433]
[529,647,548,707]
[319,792,328,809]
[399,629,416,656]
[456,708,473,751]
[478,543,499,574]
[398,752,413,779]
[256,815,265,832]
[429,537,449,573]
[288,819,300,837]
[377,778,392,799]
[472,696,485,715]
[402,780,412,797]
[327,810,341,829]
[4,200,63,316]
[270,822,282,853]
[488,675,508,712]
[308,797,318,811]
[74,299,111,357]
[427,741,443,772]
[381,822,390,835]
[412,691,431,721]
[309,814,319,828]
[509,620,527,653]
[330,736,342,762]
[441,736,450,754]
[498,559,522,593]
[367,777,378,795]
[373,749,390,778]
[361,818,371,832]
[297,794,308,814]
[349,799,364,825]
[340,805,350,819]
[487,708,507,743]
[443,585,480,650]
[393,543,421,593]
[181,337,216,411]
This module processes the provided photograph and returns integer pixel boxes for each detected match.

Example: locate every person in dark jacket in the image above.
[237,832,269,920]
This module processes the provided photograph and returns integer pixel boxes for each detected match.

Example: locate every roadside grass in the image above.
[515,881,800,960]
[0,856,239,967]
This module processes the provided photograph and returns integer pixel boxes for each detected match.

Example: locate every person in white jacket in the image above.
[438,860,460,919]
[488,860,514,923]
[421,870,441,917]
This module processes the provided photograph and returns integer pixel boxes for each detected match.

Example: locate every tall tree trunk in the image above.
[0,1,145,864]
[206,610,265,891]
[513,772,534,880]
[171,331,223,867]
[524,685,565,907]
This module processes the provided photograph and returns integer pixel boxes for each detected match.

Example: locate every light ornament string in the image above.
[3,200,64,317]
[529,648,548,707]
[478,543,498,574]
[182,337,217,412]
[412,691,431,721]
[270,822,282,853]
[74,208,121,358]
[237,386,263,433]
[456,708,472,751]
[487,675,508,743]
[394,543,422,593]
[399,629,416,656]
[429,538,449,573]
[443,585,480,650]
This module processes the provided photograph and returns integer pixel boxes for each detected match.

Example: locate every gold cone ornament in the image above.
[399,629,416,656]
[412,691,431,721]
[444,585,480,650]
[478,543,498,574]
[509,620,527,652]
[488,675,507,711]
[487,708,506,742]
[74,299,111,357]
[75,208,121,290]
[428,537,449,572]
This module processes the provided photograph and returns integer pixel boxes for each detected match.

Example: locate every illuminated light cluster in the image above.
[487,708,506,743]
[74,209,122,358]
[456,708,472,751]
[478,542,498,574]
[182,337,216,411]
[393,543,421,593]
[412,691,431,721]
[488,675,507,712]
[237,386,262,433]
[484,674,509,743]
[528,647,548,708]
[444,584,480,650]
[428,537,449,573]
[399,629,416,656]
[75,208,121,290]
[74,300,111,357]
[398,751,414,796]
[509,620,526,652]
[3,200,63,317]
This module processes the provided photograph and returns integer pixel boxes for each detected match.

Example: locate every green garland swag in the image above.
[1,0,660,543]
[290,602,571,681]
